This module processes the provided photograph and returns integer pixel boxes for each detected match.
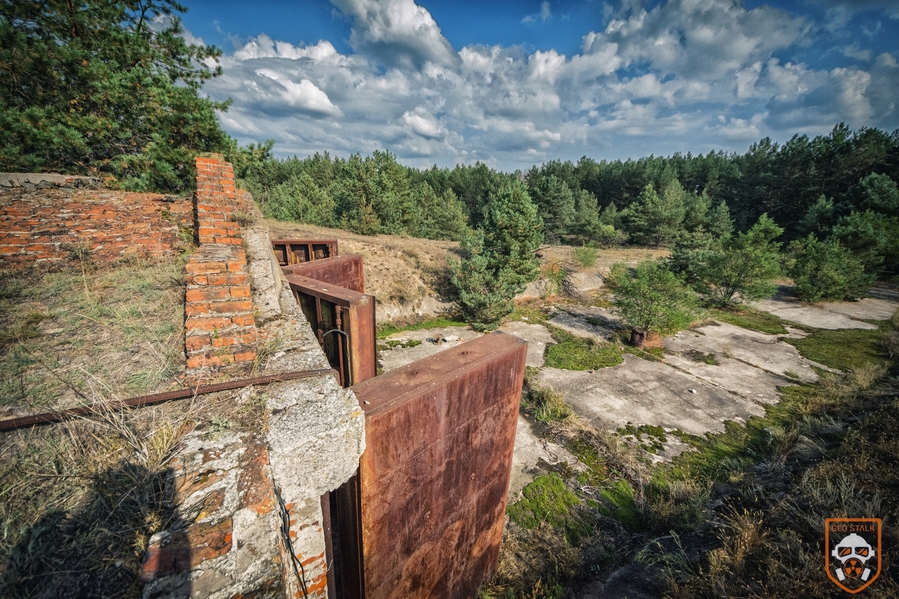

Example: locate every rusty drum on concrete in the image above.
[351,332,527,599]
[271,238,338,266]
[285,273,376,387]
[282,254,366,293]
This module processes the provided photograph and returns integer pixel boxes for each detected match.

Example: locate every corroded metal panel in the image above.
[285,273,376,386]
[271,239,338,265]
[351,332,527,599]
[282,254,366,293]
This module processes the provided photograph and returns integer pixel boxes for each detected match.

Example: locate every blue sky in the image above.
[179,0,899,171]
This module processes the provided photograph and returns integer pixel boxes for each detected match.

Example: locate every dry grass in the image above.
[0,381,272,599]
[0,256,254,598]
[0,394,190,598]
[0,258,186,418]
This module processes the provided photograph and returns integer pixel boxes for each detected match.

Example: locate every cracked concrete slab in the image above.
[536,354,769,437]
[666,322,819,383]
[509,415,584,498]
[498,321,556,367]
[751,286,898,330]
[815,297,898,322]
[378,326,481,372]
[661,352,790,405]
[547,306,618,342]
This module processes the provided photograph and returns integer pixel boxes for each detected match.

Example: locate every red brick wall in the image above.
[183,157,258,371]
[0,188,192,269]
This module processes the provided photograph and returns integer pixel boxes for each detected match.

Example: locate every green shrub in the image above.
[609,260,701,336]
[788,234,875,302]
[573,243,599,269]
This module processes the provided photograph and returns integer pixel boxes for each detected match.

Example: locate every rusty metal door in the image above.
[285,274,376,387]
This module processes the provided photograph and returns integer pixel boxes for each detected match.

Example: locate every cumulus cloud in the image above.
[197,0,899,169]
[330,0,457,68]
[583,0,810,80]
[402,108,446,140]
[255,70,343,117]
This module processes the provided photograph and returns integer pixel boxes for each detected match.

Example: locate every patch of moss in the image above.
[709,307,788,335]
[567,436,608,487]
[508,304,549,323]
[782,327,886,371]
[544,326,623,370]
[376,317,468,339]
[599,479,643,531]
[507,474,591,544]
[618,424,667,454]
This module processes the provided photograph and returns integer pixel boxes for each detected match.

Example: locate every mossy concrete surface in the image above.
[751,285,898,329]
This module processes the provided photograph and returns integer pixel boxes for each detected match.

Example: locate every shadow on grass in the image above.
[1,459,178,599]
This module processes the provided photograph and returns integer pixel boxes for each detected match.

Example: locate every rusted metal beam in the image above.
[351,332,527,599]
[270,239,339,266]
[281,254,366,293]
[0,369,338,432]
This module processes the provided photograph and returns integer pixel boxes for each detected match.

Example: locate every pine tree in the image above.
[701,214,784,306]
[0,0,230,192]
[609,260,701,346]
[788,235,874,302]
[451,181,543,330]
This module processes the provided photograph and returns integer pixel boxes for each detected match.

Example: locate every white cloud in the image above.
[196,0,899,170]
[583,0,810,80]
[330,0,457,68]
[402,108,446,140]
[842,44,872,61]
[255,70,343,116]
[523,1,553,24]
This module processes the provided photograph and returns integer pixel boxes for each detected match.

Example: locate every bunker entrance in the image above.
[285,274,376,388]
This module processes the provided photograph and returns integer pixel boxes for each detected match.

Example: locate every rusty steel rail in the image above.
[0,368,338,432]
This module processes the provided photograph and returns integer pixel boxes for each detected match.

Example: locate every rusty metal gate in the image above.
[278,240,525,598]
[284,273,376,387]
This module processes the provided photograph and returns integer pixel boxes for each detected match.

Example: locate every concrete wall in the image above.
[141,158,366,599]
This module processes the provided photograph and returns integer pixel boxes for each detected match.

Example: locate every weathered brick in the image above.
[231,314,256,327]
[208,300,253,314]
[184,316,231,332]
[186,288,231,302]
[185,335,211,352]
[185,261,227,274]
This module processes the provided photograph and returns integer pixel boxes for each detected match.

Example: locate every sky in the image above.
[178,0,899,171]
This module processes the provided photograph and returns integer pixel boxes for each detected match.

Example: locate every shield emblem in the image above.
[825,518,881,594]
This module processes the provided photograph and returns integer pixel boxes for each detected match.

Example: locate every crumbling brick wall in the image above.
[183,157,258,371]
[0,184,192,269]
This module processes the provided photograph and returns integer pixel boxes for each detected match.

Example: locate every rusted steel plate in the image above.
[281,254,365,293]
[286,273,376,386]
[270,239,338,265]
[351,332,527,599]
